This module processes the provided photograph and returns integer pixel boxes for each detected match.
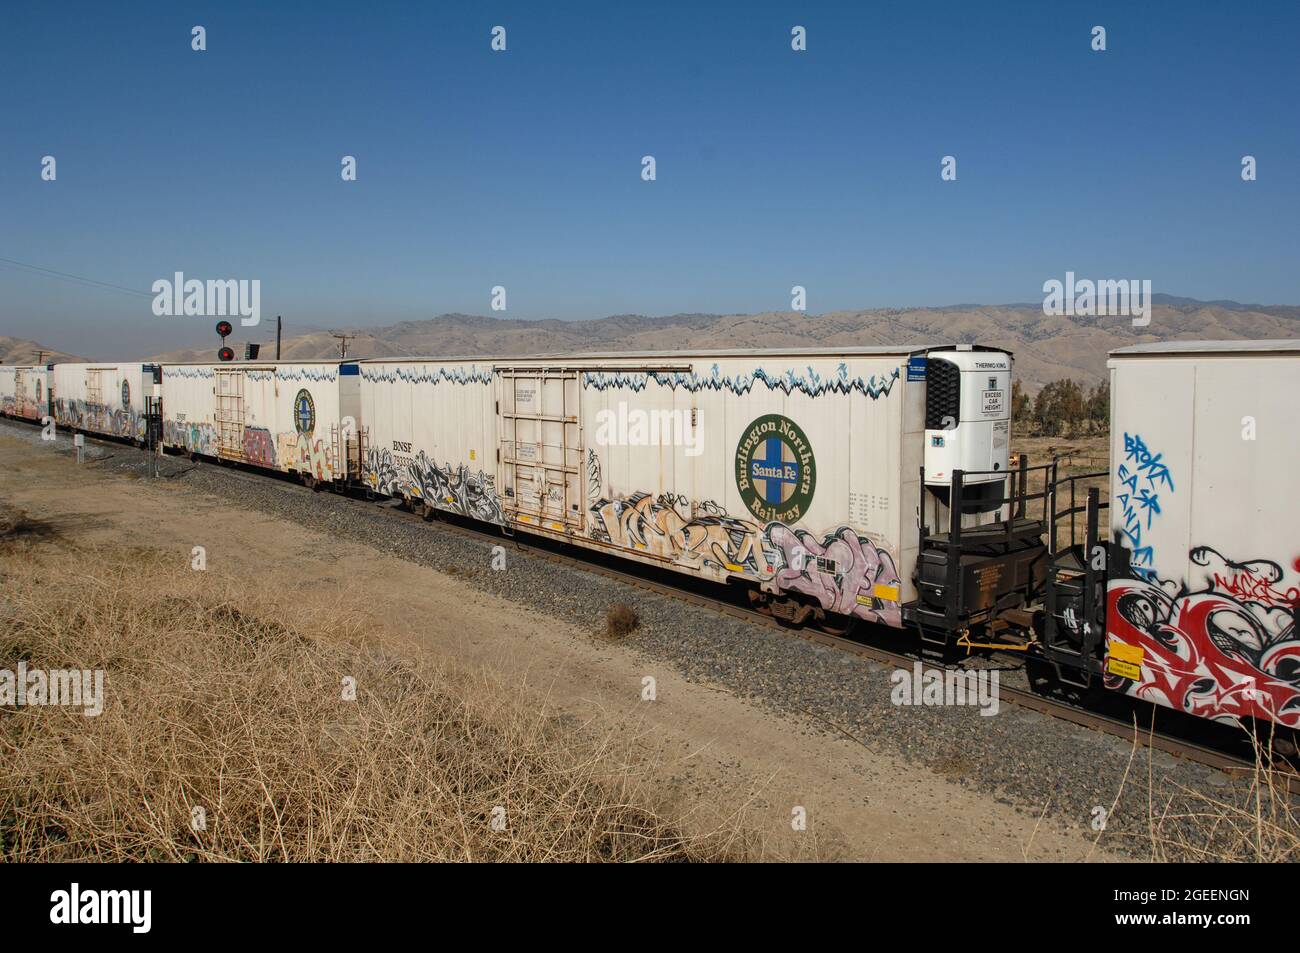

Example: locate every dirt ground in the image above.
[0,430,1117,861]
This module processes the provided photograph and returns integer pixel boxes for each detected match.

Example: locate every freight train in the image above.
[3,341,1296,731]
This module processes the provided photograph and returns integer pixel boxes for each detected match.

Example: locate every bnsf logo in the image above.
[393,441,412,453]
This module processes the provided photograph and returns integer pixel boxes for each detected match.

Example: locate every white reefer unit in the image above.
[922,349,1011,488]
[160,361,360,483]
[1103,340,1300,726]
[52,362,158,441]
[0,365,48,422]
[359,345,1014,629]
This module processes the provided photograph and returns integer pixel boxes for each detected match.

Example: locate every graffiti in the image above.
[163,366,339,383]
[56,399,145,440]
[1,396,42,420]
[365,446,504,524]
[365,447,401,493]
[1115,431,1175,579]
[589,492,763,570]
[164,420,217,455]
[407,452,504,523]
[242,426,276,468]
[767,524,903,627]
[1194,546,1300,610]
[586,449,602,502]
[581,362,900,400]
[360,365,494,386]
[586,491,902,625]
[294,433,333,480]
[1107,545,1300,727]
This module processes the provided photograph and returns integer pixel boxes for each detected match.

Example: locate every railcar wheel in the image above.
[421,503,436,522]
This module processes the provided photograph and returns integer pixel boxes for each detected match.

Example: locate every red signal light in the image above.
[218,346,235,362]
[215,320,234,338]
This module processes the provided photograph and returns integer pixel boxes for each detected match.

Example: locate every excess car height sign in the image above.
[736,414,816,523]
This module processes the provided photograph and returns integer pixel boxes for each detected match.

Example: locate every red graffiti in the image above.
[1106,548,1300,727]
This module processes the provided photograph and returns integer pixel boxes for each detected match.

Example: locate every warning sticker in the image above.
[1107,658,1141,680]
[1106,641,1144,680]
[981,390,1004,415]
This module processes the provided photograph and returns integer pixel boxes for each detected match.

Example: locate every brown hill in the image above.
[150,301,1299,391]
[0,336,86,365]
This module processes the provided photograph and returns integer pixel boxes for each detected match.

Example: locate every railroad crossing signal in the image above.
[216,320,234,361]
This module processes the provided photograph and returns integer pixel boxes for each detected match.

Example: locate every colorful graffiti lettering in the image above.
[294,433,334,480]
[57,399,145,441]
[163,420,217,455]
[1115,432,1175,579]
[1107,546,1300,727]
[1,396,42,420]
[242,427,276,468]
[365,446,504,524]
[586,490,902,626]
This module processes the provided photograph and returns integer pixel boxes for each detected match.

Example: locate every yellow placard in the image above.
[872,583,901,602]
[1109,641,1144,665]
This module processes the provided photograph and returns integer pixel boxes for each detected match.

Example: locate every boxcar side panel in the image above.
[579,354,910,626]
[1,366,46,421]
[1105,352,1300,726]
[360,363,500,521]
[53,363,149,440]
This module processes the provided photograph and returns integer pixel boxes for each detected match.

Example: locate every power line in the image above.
[0,255,154,299]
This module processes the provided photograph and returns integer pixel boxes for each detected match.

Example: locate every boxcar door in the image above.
[214,368,246,460]
[497,367,582,531]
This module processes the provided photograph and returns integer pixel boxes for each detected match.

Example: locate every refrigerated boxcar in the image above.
[161,361,361,486]
[51,362,159,442]
[0,365,48,422]
[358,345,1032,631]
[1098,340,1300,726]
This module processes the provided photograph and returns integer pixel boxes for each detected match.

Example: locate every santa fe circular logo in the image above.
[294,389,316,435]
[735,414,816,523]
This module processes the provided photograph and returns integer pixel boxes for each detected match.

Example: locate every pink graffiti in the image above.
[766,524,903,626]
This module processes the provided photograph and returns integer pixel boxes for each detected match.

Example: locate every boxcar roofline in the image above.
[356,343,1010,364]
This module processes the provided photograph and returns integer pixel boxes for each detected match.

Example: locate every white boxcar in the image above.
[359,346,1015,629]
[0,365,48,422]
[1104,340,1300,726]
[52,362,158,442]
[161,361,360,484]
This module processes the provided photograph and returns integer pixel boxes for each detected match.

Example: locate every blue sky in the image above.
[1,0,1297,357]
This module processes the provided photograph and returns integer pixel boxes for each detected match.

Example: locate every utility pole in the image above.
[331,332,352,359]
[36,349,47,365]
[276,315,282,360]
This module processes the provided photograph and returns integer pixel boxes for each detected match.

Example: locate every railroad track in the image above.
[373,490,1297,789]
[11,419,1294,790]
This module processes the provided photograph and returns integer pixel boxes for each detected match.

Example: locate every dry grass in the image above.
[605,603,639,640]
[1090,724,1300,862]
[1145,740,1300,863]
[0,528,753,862]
